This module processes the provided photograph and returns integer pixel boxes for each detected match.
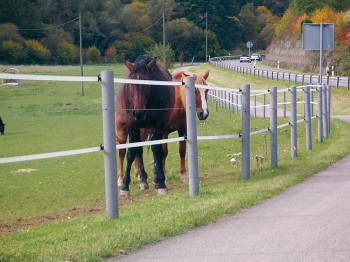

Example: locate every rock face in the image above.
[264,35,328,73]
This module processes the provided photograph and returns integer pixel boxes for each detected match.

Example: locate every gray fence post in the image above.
[270,86,278,168]
[185,76,199,196]
[101,70,118,219]
[290,86,298,158]
[318,85,323,143]
[336,77,340,89]
[322,84,329,138]
[311,91,314,117]
[283,91,287,118]
[263,93,266,118]
[254,96,257,118]
[304,86,312,150]
[242,84,250,180]
[327,85,331,134]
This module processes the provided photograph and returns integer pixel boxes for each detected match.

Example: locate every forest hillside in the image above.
[0,0,289,66]
[265,0,350,75]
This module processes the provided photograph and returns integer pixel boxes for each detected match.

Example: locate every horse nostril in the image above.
[133,110,146,120]
[197,110,209,120]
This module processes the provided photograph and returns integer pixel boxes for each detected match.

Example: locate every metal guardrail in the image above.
[210,56,350,90]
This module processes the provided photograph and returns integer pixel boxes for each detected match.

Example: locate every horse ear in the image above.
[125,60,135,71]
[182,71,197,80]
[147,58,157,70]
[203,70,210,80]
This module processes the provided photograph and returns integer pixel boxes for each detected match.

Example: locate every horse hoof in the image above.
[153,181,159,189]
[117,179,124,187]
[120,190,131,197]
[181,175,189,184]
[157,188,168,196]
[139,181,149,191]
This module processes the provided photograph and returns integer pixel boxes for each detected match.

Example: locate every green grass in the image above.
[1,63,350,261]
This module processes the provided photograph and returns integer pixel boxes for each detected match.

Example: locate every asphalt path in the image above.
[109,150,350,262]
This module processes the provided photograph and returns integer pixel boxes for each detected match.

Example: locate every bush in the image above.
[26,40,51,64]
[104,46,117,63]
[87,46,101,63]
[0,40,27,64]
[57,42,77,64]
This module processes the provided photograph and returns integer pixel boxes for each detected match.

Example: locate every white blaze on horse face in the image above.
[199,88,209,118]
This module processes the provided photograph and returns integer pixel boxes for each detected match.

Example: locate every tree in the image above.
[57,42,77,64]
[105,46,117,63]
[0,23,24,43]
[147,43,175,68]
[290,0,350,15]
[239,4,264,48]
[87,46,101,63]
[26,40,51,63]
[145,0,181,43]
[175,0,242,50]
[41,28,74,63]
[165,18,220,62]
[0,40,27,64]
[0,0,43,39]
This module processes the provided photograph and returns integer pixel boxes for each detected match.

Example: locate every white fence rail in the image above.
[0,72,331,219]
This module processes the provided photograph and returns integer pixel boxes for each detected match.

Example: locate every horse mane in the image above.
[172,70,184,82]
[131,54,171,81]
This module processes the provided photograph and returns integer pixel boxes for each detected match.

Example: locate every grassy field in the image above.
[1,63,350,261]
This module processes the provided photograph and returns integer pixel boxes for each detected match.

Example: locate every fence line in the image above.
[209,58,350,90]
[0,72,331,219]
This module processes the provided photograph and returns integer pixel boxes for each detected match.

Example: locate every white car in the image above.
[251,53,262,61]
[240,55,251,63]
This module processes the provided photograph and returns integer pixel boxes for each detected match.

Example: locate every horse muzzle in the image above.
[197,109,209,120]
[133,110,147,121]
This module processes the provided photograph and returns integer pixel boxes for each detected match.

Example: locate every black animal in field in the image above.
[0,117,5,135]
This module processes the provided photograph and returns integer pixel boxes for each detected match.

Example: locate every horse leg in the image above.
[116,126,127,187]
[134,156,141,180]
[120,147,137,196]
[135,149,149,191]
[118,149,126,187]
[162,133,169,183]
[151,134,167,195]
[178,130,189,184]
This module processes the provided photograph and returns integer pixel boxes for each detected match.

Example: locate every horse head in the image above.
[125,55,157,122]
[182,70,210,120]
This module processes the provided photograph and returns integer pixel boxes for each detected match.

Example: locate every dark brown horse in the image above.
[115,54,174,196]
[119,70,210,185]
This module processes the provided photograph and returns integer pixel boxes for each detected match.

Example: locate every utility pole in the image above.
[163,13,166,65]
[79,13,84,95]
[205,12,208,62]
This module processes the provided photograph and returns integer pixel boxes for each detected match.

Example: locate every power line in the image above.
[19,17,79,31]
[134,15,163,34]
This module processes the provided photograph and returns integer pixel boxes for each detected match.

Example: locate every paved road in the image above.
[109,118,350,262]
[218,59,349,88]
